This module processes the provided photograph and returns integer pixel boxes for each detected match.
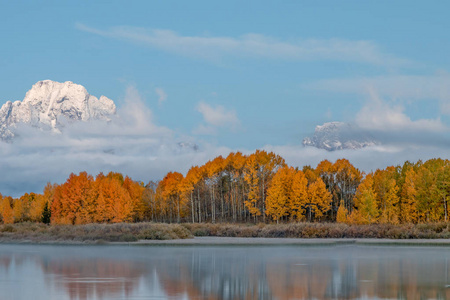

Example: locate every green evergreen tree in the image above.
[41,202,51,224]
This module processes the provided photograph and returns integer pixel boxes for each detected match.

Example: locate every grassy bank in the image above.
[182,222,450,239]
[1,222,449,243]
[0,222,192,243]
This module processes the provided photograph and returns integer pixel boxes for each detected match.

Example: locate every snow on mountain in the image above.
[303,122,378,151]
[0,80,116,141]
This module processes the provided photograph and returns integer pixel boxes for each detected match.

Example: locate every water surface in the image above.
[0,243,449,299]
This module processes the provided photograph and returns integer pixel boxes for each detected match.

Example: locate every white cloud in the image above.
[119,85,161,133]
[192,124,217,136]
[75,23,408,67]
[155,87,167,104]
[305,73,450,114]
[355,89,446,132]
[303,74,450,148]
[196,102,240,129]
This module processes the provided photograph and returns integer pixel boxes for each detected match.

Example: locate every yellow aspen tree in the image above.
[303,166,318,184]
[414,160,443,222]
[43,182,56,205]
[13,197,25,223]
[380,179,399,224]
[334,159,363,212]
[32,183,56,222]
[436,160,450,222]
[307,178,332,221]
[290,170,308,221]
[354,174,379,224]
[400,167,418,223]
[255,150,286,222]
[373,167,400,224]
[315,159,338,219]
[29,194,47,222]
[347,209,362,225]
[244,154,261,220]
[265,166,291,223]
[13,193,36,222]
[336,200,348,223]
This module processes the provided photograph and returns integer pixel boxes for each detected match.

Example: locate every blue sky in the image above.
[1,1,450,195]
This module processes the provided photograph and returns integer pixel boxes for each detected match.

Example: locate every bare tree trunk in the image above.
[237,192,240,222]
[204,199,208,222]
[177,195,181,223]
[221,188,224,221]
[211,185,215,223]
[262,178,266,223]
[242,187,246,222]
[198,188,201,223]
[232,182,236,222]
[309,205,312,222]
[191,190,195,223]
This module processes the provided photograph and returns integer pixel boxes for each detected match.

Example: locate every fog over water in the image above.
[0,244,449,299]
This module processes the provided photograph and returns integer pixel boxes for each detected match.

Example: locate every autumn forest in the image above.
[1,150,449,226]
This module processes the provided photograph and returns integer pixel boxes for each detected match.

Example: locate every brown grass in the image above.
[0,222,193,243]
[1,222,449,243]
[182,222,450,239]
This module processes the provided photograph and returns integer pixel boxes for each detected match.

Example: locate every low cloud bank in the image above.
[2,85,450,197]
[267,144,450,173]
[2,125,449,197]
[0,87,229,197]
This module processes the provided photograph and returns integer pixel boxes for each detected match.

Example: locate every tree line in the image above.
[0,150,449,225]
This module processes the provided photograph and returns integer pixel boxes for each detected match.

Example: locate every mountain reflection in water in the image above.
[0,244,449,299]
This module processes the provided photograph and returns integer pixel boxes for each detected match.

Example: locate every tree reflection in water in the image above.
[0,245,449,299]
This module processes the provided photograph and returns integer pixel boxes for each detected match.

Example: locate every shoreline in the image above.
[128,236,450,246]
[1,222,450,246]
[2,236,450,247]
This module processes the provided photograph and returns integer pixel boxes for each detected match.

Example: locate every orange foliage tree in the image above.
[51,172,97,224]
[7,151,450,226]
[158,172,185,223]
[0,195,13,224]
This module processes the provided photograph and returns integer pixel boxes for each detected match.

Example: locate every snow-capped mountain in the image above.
[0,80,116,141]
[303,122,378,151]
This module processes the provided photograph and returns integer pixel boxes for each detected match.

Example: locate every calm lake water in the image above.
[0,242,449,300]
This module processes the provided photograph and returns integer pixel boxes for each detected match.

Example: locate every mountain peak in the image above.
[0,80,116,141]
[303,122,377,151]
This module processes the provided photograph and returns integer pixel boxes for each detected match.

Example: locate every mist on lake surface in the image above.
[0,244,449,299]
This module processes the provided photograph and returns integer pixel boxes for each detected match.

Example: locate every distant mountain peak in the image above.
[0,80,116,141]
[303,121,378,151]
